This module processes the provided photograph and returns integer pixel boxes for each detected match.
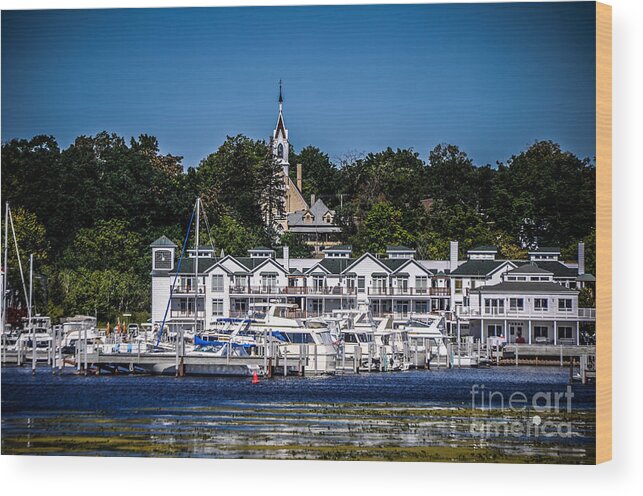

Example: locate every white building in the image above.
[150,239,595,344]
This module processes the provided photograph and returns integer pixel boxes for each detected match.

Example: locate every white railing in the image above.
[456,307,596,320]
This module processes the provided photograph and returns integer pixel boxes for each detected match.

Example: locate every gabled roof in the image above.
[249,257,288,274]
[531,261,578,278]
[287,198,338,228]
[174,258,218,274]
[507,263,553,275]
[472,281,578,294]
[577,273,596,282]
[319,257,355,274]
[341,252,392,275]
[150,235,177,248]
[450,260,512,277]
[388,258,434,276]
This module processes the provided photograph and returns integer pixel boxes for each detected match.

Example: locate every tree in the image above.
[489,141,595,248]
[289,146,342,207]
[426,144,479,209]
[354,202,413,255]
[210,215,262,257]
[279,232,313,258]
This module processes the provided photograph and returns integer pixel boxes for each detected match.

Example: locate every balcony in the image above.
[172,285,206,295]
[170,310,205,319]
[455,307,596,321]
[367,287,450,297]
[229,286,357,296]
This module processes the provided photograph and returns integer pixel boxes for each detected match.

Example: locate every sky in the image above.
[1,3,596,168]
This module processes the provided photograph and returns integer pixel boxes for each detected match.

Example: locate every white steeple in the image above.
[272,80,289,177]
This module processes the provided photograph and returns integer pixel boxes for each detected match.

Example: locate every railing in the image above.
[170,310,205,318]
[456,307,596,320]
[229,286,357,296]
[172,285,206,295]
[228,310,324,319]
[368,287,450,296]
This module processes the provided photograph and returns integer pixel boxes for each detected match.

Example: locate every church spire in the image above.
[278,79,283,106]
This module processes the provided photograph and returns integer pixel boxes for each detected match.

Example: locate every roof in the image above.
[468,245,498,252]
[529,246,561,253]
[318,257,355,275]
[174,258,218,274]
[530,261,578,278]
[249,246,274,252]
[287,198,339,229]
[576,273,596,282]
[325,245,352,251]
[472,281,578,294]
[380,259,408,271]
[150,235,177,248]
[386,245,414,252]
[507,263,553,275]
[450,260,506,277]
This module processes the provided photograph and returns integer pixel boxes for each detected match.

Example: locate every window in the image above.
[534,326,548,339]
[415,301,429,314]
[416,276,429,293]
[346,277,356,291]
[558,299,573,312]
[211,274,224,292]
[154,250,172,270]
[534,298,548,311]
[484,298,504,314]
[312,276,325,291]
[558,326,573,340]
[487,324,502,337]
[311,299,323,314]
[212,299,224,316]
[261,274,277,292]
[454,279,463,294]
[277,143,283,158]
[234,275,247,291]
[509,298,524,311]
[357,276,365,293]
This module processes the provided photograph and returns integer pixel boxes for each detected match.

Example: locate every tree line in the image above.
[1,132,595,323]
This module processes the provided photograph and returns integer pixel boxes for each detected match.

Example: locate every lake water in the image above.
[1,366,596,463]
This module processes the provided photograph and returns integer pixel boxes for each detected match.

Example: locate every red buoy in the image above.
[252,371,259,384]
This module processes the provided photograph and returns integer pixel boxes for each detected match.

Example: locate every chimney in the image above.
[283,245,290,272]
[296,163,303,192]
[310,193,316,206]
[449,241,458,272]
[578,242,585,275]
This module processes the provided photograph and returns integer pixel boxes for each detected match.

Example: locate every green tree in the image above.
[289,146,342,207]
[354,202,413,255]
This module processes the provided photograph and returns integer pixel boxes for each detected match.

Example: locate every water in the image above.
[1,366,596,462]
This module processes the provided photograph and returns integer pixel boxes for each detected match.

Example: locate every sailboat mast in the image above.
[1,202,8,334]
[194,197,200,337]
[29,253,35,373]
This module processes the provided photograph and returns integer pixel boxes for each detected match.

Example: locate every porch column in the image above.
[528,320,532,345]
[503,319,507,341]
[553,321,557,345]
[481,318,485,343]
[576,321,580,345]
[457,320,461,343]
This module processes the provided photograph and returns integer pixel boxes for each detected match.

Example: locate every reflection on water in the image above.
[1,367,595,463]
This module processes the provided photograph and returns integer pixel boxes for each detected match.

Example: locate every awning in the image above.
[372,272,389,277]
[260,272,279,276]
[395,272,410,277]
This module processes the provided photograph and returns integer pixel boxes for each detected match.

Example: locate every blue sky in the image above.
[1,3,596,168]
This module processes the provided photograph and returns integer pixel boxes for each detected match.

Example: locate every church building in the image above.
[270,82,341,255]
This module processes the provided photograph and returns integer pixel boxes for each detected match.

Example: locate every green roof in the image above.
[576,273,596,282]
[150,235,177,248]
[468,245,497,252]
[174,258,218,274]
[318,258,355,274]
[529,247,560,253]
[450,260,505,277]
[530,261,578,278]
[507,263,552,275]
[380,259,408,271]
[472,281,578,294]
[324,245,352,251]
[386,245,414,251]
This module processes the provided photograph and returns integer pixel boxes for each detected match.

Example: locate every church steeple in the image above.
[272,79,289,176]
